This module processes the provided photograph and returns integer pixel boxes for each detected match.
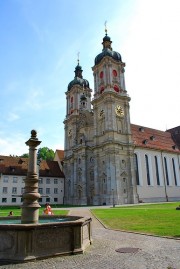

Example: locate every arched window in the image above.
[135,154,140,185]
[155,156,160,185]
[145,155,151,185]
[172,158,177,186]
[164,157,169,186]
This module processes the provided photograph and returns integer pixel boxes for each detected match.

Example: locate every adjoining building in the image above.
[63,29,180,205]
[0,155,64,206]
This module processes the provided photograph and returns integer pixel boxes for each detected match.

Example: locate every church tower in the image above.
[63,59,93,205]
[91,27,138,205]
[64,28,138,205]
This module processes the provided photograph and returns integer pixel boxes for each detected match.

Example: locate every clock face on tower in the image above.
[115,105,124,117]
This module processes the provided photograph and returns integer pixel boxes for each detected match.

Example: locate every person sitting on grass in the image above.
[8,211,13,216]
[43,203,54,215]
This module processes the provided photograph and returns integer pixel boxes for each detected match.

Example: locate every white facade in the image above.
[135,148,180,203]
[0,156,65,206]
[0,174,64,206]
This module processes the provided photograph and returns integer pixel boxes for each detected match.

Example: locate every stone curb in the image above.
[90,209,180,241]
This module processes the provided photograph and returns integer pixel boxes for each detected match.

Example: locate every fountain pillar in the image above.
[21,130,41,224]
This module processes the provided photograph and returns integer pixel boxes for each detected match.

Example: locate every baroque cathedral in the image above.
[63,29,180,206]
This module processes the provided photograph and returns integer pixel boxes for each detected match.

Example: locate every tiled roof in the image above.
[131,124,180,153]
[0,155,64,178]
[55,150,64,161]
[167,126,180,149]
[39,160,64,177]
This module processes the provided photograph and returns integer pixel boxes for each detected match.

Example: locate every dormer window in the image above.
[139,127,144,132]
[9,166,15,172]
[45,169,50,174]
[18,159,25,164]
[150,135,155,141]
[143,139,148,145]
[172,145,178,150]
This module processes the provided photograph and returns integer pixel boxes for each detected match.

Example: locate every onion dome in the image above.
[95,32,122,65]
[68,63,89,91]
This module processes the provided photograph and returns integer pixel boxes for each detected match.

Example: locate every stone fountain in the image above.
[0,130,92,263]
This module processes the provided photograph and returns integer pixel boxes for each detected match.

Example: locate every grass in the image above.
[0,206,68,217]
[91,202,180,238]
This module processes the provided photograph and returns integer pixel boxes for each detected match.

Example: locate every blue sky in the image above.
[0,0,180,156]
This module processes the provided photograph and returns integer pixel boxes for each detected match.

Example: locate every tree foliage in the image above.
[20,153,29,158]
[37,147,55,161]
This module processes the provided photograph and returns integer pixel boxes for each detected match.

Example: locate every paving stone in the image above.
[0,208,179,269]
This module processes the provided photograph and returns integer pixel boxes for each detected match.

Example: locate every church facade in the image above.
[63,31,180,205]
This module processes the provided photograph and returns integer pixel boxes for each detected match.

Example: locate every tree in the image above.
[37,147,55,161]
[20,153,29,158]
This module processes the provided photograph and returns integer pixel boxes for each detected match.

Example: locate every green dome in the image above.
[95,48,122,65]
[68,63,90,91]
[95,34,122,65]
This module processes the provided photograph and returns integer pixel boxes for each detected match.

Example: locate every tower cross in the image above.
[104,20,107,35]
[77,52,80,65]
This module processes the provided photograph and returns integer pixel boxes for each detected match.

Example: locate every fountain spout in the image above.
[21,130,41,224]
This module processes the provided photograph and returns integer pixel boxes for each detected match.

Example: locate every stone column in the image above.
[21,130,41,224]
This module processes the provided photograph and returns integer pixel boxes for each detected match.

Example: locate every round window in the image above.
[113,70,117,77]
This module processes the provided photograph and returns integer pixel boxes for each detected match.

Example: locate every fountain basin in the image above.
[0,215,92,263]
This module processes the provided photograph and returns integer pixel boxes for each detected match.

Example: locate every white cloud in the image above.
[0,134,28,156]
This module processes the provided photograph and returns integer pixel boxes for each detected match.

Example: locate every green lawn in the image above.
[91,202,180,238]
[0,206,68,217]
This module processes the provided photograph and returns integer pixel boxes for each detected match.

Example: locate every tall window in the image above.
[54,178,58,184]
[39,188,43,194]
[39,178,43,184]
[3,176,8,183]
[13,177,18,183]
[46,188,50,194]
[3,187,7,194]
[145,155,151,185]
[54,188,58,194]
[172,158,177,186]
[155,156,160,185]
[46,178,50,184]
[164,157,169,185]
[12,187,17,194]
[135,154,140,185]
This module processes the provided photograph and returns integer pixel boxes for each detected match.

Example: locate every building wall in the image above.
[0,174,64,206]
[135,148,180,202]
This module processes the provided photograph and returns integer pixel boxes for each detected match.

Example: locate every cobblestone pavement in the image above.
[0,208,180,269]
